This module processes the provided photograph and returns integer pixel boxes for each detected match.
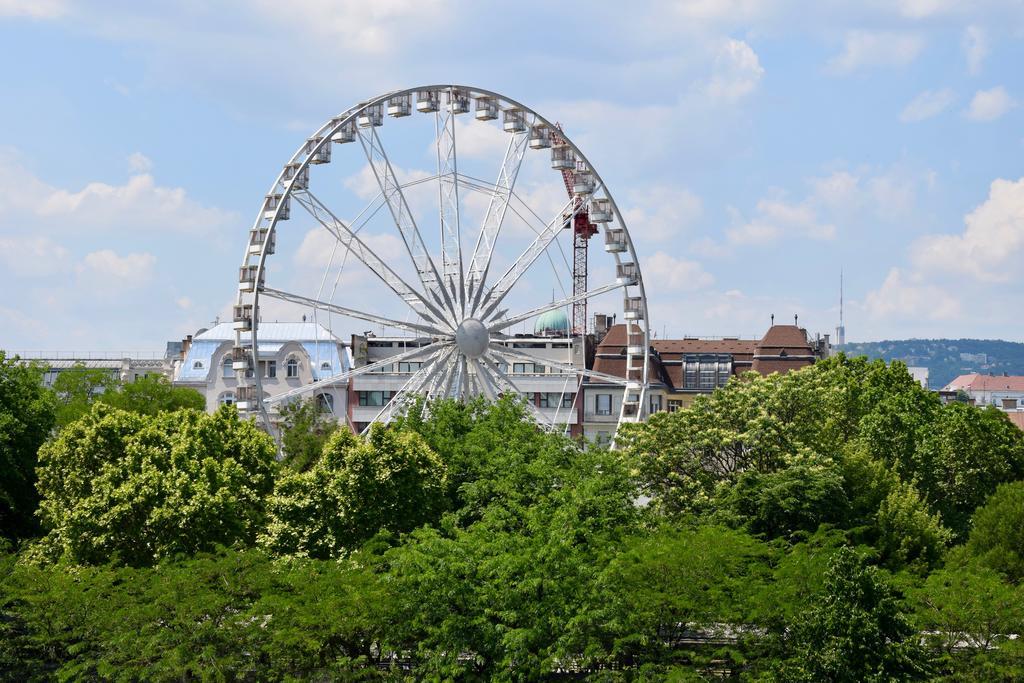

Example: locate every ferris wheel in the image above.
[232,85,650,437]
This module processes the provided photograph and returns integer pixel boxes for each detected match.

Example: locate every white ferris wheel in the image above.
[233,85,650,437]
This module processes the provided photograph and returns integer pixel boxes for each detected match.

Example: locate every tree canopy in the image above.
[0,352,57,544]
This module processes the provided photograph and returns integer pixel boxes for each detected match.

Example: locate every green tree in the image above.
[965,480,1024,582]
[913,565,1024,681]
[716,453,850,539]
[909,404,1024,537]
[771,547,931,682]
[33,404,276,566]
[0,549,396,681]
[261,424,446,558]
[571,525,769,674]
[97,374,204,415]
[874,481,952,572]
[277,396,339,472]
[382,431,640,679]
[0,352,57,543]
[51,362,118,428]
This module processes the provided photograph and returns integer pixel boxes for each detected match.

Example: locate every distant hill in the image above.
[838,339,1024,390]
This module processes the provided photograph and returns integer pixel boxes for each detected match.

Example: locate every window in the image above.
[649,394,663,413]
[320,361,332,372]
[684,361,698,389]
[358,391,395,407]
[668,399,682,413]
[397,361,423,374]
[193,360,205,370]
[512,362,543,374]
[699,361,716,390]
[522,392,537,404]
[595,394,612,416]
[316,393,335,413]
[218,391,235,406]
[286,358,299,378]
[260,360,277,379]
[222,356,233,379]
[538,392,575,409]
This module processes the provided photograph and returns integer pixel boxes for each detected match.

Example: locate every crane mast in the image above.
[551,125,597,336]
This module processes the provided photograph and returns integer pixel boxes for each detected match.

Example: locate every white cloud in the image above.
[0,235,69,276]
[622,185,703,242]
[76,249,156,286]
[644,251,714,291]
[0,0,66,19]
[963,25,989,75]
[895,0,956,18]
[827,31,925,74]
[176,297,193,310]
[127,152,153,173]
[863,268,960,320]
[703,38,764,103]
[899,88,955,123]
[912,176,1024,282]
[966,86,1014,122]
[727,197,836,245]
[248,0,450,56]
[0,154,236,234]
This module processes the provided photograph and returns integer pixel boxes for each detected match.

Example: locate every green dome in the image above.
[534,309,569,336]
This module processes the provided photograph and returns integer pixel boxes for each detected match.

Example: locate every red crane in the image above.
[551,124,597,337]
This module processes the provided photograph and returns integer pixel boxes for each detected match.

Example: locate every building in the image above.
[908,366,929,389]
[582,322,831,442]
[170,322,351,426]
[942,373,1024,411]
[15,354,169,389]
[347,309,585,433]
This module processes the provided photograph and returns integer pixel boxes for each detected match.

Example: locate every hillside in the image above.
[839,339,1024,389]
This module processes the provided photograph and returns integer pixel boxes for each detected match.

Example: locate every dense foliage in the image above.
[0,353,56,544]
[2,354,1024,679]
[33,404,276,566]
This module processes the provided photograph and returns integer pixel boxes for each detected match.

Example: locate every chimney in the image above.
[181,335,192,359]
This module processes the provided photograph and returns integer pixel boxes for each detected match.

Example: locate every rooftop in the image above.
[943,373,1024,393]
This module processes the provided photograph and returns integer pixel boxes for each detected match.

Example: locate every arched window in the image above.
[316,392,335,414]
[192,360,205,370]
[222,356,233,379]
[286,357,299,378]
[320,361,331,372]
[218,391,235,406]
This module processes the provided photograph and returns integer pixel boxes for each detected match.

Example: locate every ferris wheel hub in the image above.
[455,318,489,359]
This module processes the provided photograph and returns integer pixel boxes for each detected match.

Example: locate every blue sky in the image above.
[1,0,1023,353]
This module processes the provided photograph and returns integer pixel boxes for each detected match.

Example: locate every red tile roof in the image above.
[944,373,1024,392]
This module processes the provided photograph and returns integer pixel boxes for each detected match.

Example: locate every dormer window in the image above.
[286,357,299,378]
[320,361,331,372]
[193,360,205,370]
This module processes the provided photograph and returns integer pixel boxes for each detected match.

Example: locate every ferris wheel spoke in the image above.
[487,280,628,333]
[487,343,631,387]
[478,353,554,429]
[473,196,577,319]
[260,287,448,338]
[265,343,440,405]
[361,344,449,429]
[291,190,452,329]
[464,130,529,311]
[358,126,459,324]
[435,92,465,314]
